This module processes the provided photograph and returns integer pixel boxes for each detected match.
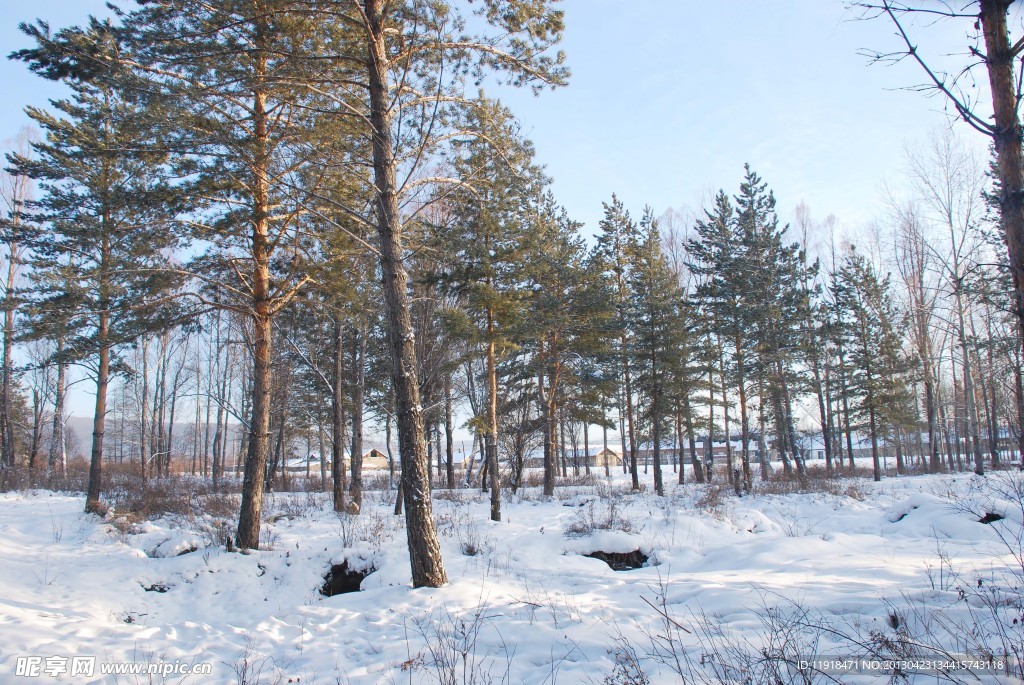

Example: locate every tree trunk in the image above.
[894,425,906,474]
[618,400,628,475]
[332,317,346,511]
[719,337,734,491]
[350,320,366,512]
[236,304,272,549]
[924,365,941,472]
[985,312,1001,466]
[538,339,557,497]
[732,325,752,489]
[0,230,17,470]
[782,374,805,481]
[1015,349,1024,463]
[955,291,985,475]
[756,373,770,478]
[268,397,287,493]
[166,358,182,477]
[485,314,500,521]
[869,403,881,482]
[318,417,327,491]
[154,335,169,477]
[365,0,447,587]
[559,407,567,477]
[211,355,228,492]
[603,403,611,478]
[48,338,67,479]
[28,388,41,483]
[85,224,113,514]
[386,407,396,488]
[652,390,664,497]
[838,342,855,470]
[981,0,1024,371]
[236,29,274,549]
[708,362,716,479]
[683,395,702,483]
[444,373,454,488]
[622,338,639,490]
[582,421,590,475]
[809,340,832,477]
[140,336,150,480]
[86,319,109,513]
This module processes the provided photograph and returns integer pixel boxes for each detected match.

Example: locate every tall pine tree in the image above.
[11,22,181,512]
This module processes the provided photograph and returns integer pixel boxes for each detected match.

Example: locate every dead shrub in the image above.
[433,488,479,504]
[0,458,92,493]
[755,465,871,499]
[106,475,212,518]
[518,470,546,489]
[564,498,639,538]
[202,493,241,519]
[695,483,728,514]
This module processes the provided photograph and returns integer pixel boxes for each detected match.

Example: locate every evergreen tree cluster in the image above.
[0,1,1017,589]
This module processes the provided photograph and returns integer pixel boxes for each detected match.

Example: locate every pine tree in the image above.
[688,190,751,487]
[733,166,810,480]
[11,22,181,512]
[348,0,568,586]
[91,0,351,548]
[527,193,614,497]
[436,98,545,521]
[628,208,686,496]
[835,249,915,481]
[594,196,642,490]
[0,129,34,471]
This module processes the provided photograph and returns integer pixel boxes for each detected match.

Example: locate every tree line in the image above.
[0,1,1021,589]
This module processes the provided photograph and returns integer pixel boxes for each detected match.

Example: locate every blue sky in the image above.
[0,1,998,421]
[492,0,994,236]
[1,1,992,233]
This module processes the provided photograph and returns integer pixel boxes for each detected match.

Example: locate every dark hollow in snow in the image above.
[978,512,1005,524]
[891,505,918,523]
[143,582,169,593]
[320,562,374,596]
[585,549,648,571]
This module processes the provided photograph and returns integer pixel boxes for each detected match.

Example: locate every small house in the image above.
[361,448,391,471]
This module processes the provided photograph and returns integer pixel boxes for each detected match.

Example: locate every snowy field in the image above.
[0,471,1022,684]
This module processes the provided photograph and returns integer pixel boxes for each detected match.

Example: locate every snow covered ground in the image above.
[0,471,1021,684]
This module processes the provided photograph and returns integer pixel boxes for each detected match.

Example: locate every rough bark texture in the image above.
[236,305,272,548]
[365,0,447,588]
[1015,355,1024,464]
[236,27,273,549]
[981,0,1024,373]
[85,316,109,513]
[84,221,113,514]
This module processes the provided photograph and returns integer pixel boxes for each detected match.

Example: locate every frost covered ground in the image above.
[0,470,1022,684]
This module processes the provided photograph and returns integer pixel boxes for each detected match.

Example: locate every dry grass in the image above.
[0,458,92,493]
[754,464,872,499]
